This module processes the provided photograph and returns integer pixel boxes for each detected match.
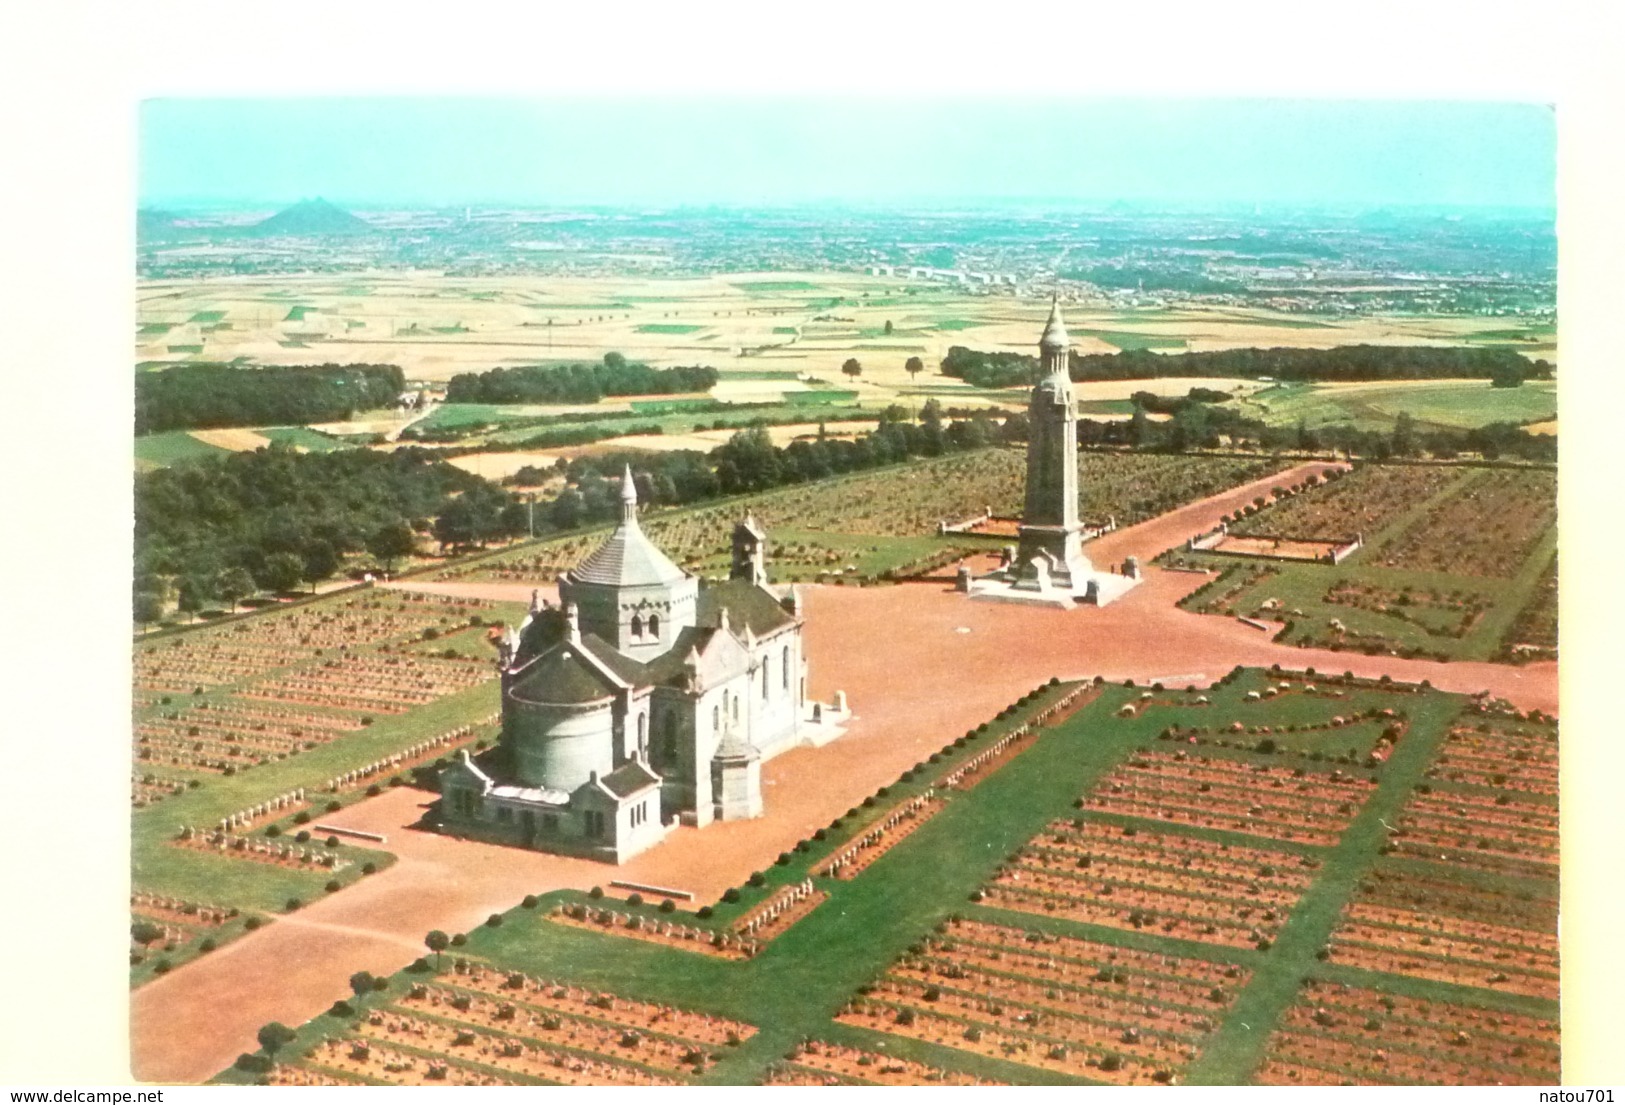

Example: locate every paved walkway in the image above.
[129,460,1556,1081]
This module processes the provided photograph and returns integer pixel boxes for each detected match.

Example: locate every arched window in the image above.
[662,713,678,762]
[712,705,720,733]
[630,614,644,638]
[761,663,768,700]
[732,695,739,723]
[648,613,660,637]
[637,713,647,753]
[782,646,790,689]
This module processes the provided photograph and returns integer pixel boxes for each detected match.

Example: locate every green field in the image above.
[283,306,316,322]
[771,326,799,335]
[189,310,228,323]
[1077,329,1188,352]
[1237,380,1557,433]
[138,322,176,337]
[228,671,1554,1085]
[931,319,988,331]
[635,323,706,334]
[731,280,823,292]
[258,426,348,452]
[134,431,230,468]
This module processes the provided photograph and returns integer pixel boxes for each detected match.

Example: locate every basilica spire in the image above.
[619,464,638,525]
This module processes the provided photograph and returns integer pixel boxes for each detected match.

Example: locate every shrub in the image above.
[362,862,377,875]
[325,879,341,893]
[366,784,382,796]
[244,915,263,931]
[722,888,740,904]
[589,886,604,899]
[486,913,503,927]
[775,853,791,866]
[697,905,714,919]
[626,894,644,907]
[451,932,467,946]
[659,899,676,913]
[284,897,302,912]
[327,836,341,848]
[326,799,341,813]
[329,1000,355,1018]
[264,825,282,838]
[522,894,539,909]
[295,830,311,843]
[747,872,766,888]
[154,958,173,975]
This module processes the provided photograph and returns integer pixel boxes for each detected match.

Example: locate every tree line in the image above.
[135,363,405,434]
[444,353,718,405]
[939,343,1551,390]
[134,445,522,619]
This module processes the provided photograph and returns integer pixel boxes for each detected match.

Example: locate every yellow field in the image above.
[187,428,272,451]
[136,272,1549,389]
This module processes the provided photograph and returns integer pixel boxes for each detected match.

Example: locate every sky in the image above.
[139,97,1556,212]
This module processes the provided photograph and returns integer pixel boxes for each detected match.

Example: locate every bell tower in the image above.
[1014,297,1090,586]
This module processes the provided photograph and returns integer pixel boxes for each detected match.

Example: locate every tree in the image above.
[216,567,256,613]
[300,541,340,593]
[841,358,862,380]
[905,356,924,381]
[134,591,164,627]
[349,971,379,999]
[176,574,216,615]
[366,522,416,572]
[883,320,893,335]
[425,930,450,969]
[260,552,305,595]
[433,499,476,552]
[257,1022,296,1061]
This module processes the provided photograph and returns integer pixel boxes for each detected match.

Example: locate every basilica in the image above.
[439,471,810,863]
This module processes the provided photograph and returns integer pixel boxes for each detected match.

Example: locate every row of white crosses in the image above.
[944,728,1029,787]
[173,826,347,869]
[217,788,308,831]
[735,878,817,938]
[131,891,232,925]
[820,791,939,876]
[321,712,498,792]
[554,906,762,957]
[941,687,1085,788]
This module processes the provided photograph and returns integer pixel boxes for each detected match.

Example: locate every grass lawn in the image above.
[731,280,822,292]
[1165,467,1556,663]
[135,431,230,468]
[233,671,1552,1085]
[258,427,348,452]
[1076,330,1188,352]
[1237,380,1557,434]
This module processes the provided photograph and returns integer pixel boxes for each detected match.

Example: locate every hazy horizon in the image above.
[140,97,1556,213]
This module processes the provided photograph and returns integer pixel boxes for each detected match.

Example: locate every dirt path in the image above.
[129,460,1556,1082]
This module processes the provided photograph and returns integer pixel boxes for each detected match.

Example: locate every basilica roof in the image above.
[508,643,619,705]
[567,466,688,588]
[698,579,797,637]
[600,759,661,799]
